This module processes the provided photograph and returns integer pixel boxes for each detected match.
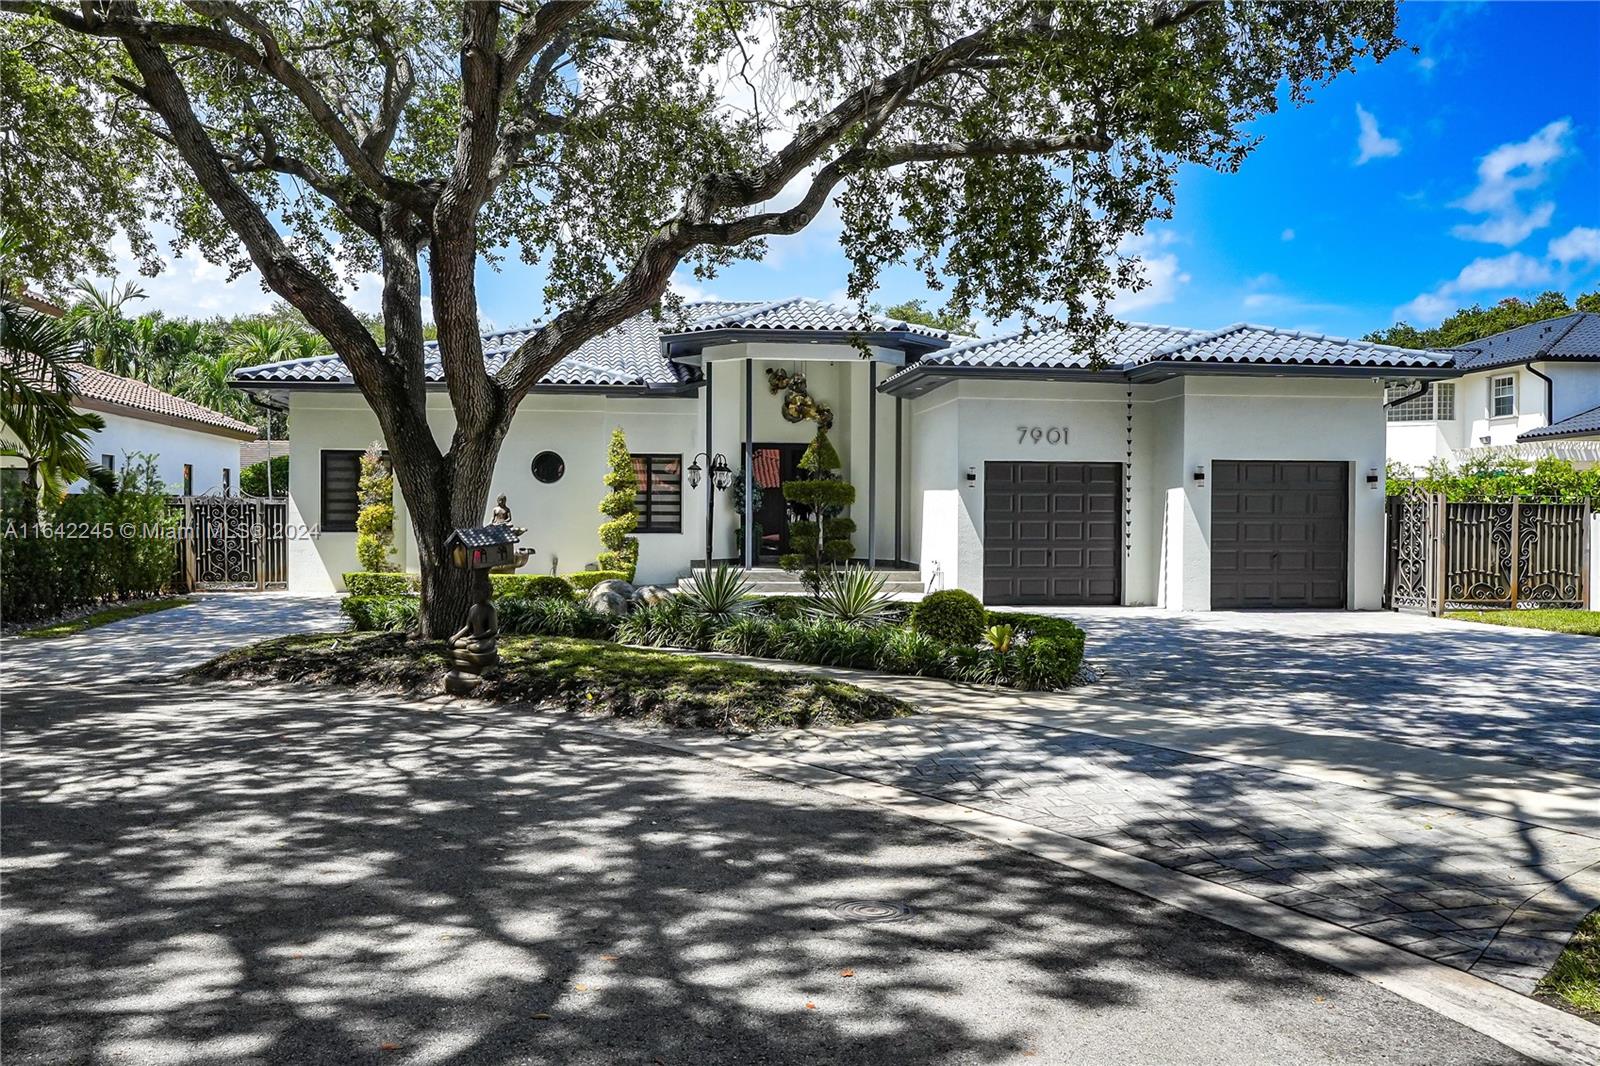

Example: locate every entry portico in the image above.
[234,299,1456,610]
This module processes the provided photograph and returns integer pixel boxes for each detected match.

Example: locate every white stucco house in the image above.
[1,361,258,496]
[234,297,1458,610]
[1386,311,1600,470]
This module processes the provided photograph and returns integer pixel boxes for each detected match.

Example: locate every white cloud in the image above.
[1450,119,1571,246]
[670,275,723,304]
[1392,252,1554,325]
[1548,226,1600,265]
[1280,228,1295,242]
[1112,232,1190,314]
[1354,105,1401,165]
[1450,203,1556,246]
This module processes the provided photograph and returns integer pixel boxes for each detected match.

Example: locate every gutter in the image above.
[1383,380,1430,409]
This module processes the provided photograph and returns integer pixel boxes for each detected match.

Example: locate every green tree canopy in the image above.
[879,299,980,337]
[1365,290,1599,350]
[1,0,1404,634]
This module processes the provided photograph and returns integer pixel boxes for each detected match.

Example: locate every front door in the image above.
[750,443,809,558]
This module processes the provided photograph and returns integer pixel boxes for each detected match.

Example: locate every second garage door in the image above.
[984,461,1121,605]
[1211,460,1348,609]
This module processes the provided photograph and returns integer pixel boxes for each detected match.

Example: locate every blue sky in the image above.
[118,2,1600,341]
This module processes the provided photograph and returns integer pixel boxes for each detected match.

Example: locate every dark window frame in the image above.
[320,449,364,532]
[631,453,683,534]
[182,464,193,496]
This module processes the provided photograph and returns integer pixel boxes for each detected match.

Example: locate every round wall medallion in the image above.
[531,451,565,483]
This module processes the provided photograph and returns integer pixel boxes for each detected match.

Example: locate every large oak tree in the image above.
[1,0,1402,634]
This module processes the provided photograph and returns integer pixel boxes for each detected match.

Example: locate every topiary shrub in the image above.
[343,572,418,596]
[563,569,630,591]
[354,443,397,572]
[911,589,986,645]
[779,427,856,588]
[491,574,575,601]
[596,428,639,579]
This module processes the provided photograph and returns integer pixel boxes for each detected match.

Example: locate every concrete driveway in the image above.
[1047,609,1600,776]
[0,656,1535,1064]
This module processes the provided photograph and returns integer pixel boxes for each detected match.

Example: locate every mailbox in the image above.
[445,524,522,570]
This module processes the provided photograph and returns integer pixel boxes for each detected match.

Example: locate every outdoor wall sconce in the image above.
[687,452,733,492]
[965,466,977,486]
[1366,467,1381,489]
[1192,465,1206,488]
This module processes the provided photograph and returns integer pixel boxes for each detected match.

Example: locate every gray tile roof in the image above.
[1449,312,1600,370]
[668,296,950,339]
[883,320,1453,392]
[1519,401,1600,441]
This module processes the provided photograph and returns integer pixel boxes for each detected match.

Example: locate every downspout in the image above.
[1526,362,1554,424]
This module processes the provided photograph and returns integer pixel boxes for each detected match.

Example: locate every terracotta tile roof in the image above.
[68,364,257,438]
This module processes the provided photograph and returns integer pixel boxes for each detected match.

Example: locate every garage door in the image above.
[1211,461,1348,609]
[983,461,1121,605]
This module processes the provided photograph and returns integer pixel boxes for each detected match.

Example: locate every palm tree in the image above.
[66,278,147,376]
[227,320,297,367]
[179,349,250,423]
[1,299,106,520]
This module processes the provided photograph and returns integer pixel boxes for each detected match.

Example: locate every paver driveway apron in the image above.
[700,610,1600,1002]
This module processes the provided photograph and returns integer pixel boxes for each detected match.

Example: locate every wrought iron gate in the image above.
[169,496,288,591]
[1385,490,1591,613]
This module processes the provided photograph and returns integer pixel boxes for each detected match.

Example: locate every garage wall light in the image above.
[965,466,977,486]
[1366,467,1381,489]
[1192,465,1206,488]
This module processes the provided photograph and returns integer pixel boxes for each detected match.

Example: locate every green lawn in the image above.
[1445,609,1600,636]
[19,597,193,639]
[1537,908,1599,1020]
[193,632,911,732]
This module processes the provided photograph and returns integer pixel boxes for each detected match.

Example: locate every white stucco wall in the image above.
[1548,363,1600,423]
[1385,364,1589,468]
[72,409,245,495]
[287,389,702,592]
[1162,376,1388,610]
[904,373,1388,611]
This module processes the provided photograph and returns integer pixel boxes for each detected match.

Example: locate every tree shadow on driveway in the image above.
[0,676,1531,1066]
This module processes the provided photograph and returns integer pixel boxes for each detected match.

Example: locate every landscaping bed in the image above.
[1446,609,1600,636]
[336,570,1088,691]
[11,596,192,639]
[192,632,911,732]
[1537,907,1599,1020]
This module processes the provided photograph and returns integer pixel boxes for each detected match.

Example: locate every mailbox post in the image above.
[441,524,525,696]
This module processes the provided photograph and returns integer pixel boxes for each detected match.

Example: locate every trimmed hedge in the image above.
[343,572,418,596]
[343,592,613,639]
[491,574,576,601]
[343,572,579,601]
[564,570,630,591]
[910,589,986,645]
[618,598,1086,690]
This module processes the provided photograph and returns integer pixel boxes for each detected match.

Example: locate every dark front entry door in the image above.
[1211,460,1348,609]
[750,442,808,558]
[983,461,1122,605]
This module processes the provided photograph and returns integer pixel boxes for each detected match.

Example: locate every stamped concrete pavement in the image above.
[1,634,1540,1064]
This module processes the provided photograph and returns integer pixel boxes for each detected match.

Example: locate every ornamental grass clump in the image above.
[496,595,616,639]
[808,565,899,626]
[680,564,753,620]
[596,428,639,580]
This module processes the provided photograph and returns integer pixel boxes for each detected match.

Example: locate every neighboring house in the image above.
[1,362,258,496]
[239,437,291,471]
[1385,311,1600,468]
[234,298,1455,610]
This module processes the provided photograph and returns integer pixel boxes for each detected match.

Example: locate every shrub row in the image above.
[617,597,1085,690]
[343,571,581,601]
[341,592,615,639]
[340,569,623,595]
[1,460,178,625]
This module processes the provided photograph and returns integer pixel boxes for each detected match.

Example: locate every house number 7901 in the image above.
[1017,425,1069,445]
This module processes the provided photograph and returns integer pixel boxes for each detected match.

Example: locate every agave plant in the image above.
[983,624,1016,653]
[679,564,752,620]
[807,565,899,626]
